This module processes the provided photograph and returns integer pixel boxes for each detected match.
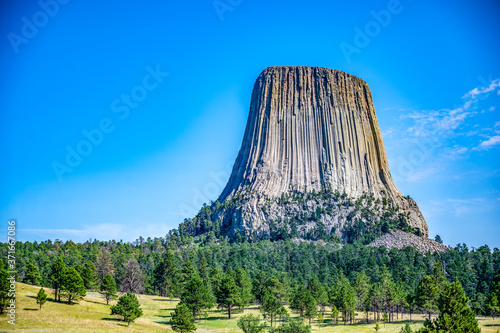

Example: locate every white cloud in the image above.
[404,78,500,139]
[442,146,468,160]
[462,79,500,99]
[476,135,500,150]
[22,222,172,242]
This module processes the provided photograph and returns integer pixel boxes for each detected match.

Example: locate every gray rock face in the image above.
[217,66,428,239]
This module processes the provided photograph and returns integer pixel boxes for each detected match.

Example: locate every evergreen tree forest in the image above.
[1,232,499,328]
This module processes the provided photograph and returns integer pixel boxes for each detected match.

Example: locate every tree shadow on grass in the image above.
[26,295,56,302]
[23,308,39,311]
[101,317,128,327]
[484,324,500,327]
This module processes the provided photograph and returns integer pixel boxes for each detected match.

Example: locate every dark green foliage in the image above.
[1,232,500,320]
[50,257,66,302]
[215,271,242,319]
[269,318,311,333]
[180,273,214,320]
[60,267,86,304]
[434,235,443,244]
[171,303,196,333]
[81,261,98,290]
[307,276,328,311]
[260,291,286,327]
[36,288,47,310]
[304,292,317,325]
[415,275,439,320]
[111,291,143,327]
[330,270,357,324]
[233,268,253,308]
[290,285,309,317]
[399,323,413,333]
[24,263,41,286]
[153,249,179,297]
[99,273,117,305]
[0,260,10,314]
[422,279,480,333]
[237,314,267,333]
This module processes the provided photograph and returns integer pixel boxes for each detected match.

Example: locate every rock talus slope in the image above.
[216,66,428,239]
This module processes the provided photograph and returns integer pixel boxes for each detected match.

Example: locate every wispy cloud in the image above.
[430,197,495,218]
[442,146,468,160]
[475,135,500,150]
[21,222,172,242]
[462,79,500,99]
[404,79,500,139]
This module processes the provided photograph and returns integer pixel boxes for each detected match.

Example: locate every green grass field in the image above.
[0,283,499,332]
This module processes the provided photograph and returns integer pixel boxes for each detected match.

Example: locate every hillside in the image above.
[1,283,499,332]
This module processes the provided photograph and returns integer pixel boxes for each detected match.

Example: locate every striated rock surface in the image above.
[211,66,428,241]
[368,231,449,253]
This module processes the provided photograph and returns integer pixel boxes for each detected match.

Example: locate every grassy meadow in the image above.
[0,283,499,332]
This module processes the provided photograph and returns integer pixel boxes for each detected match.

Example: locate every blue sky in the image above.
[1,0,499,247]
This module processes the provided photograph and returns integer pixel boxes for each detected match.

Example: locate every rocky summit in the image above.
[188,66,429,244]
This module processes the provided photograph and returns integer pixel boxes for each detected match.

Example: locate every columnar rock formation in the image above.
[214,66,428,240]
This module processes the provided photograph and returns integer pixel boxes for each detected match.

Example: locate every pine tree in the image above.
[171,303,196,333]
[400,323,413,333]
[198,255,210,282]
[487,293,499,319]
[0,260,10,314]
[99,273,118,305]
[111,291,143,327]
[353,271,370,313]
[36,288,47,310]
[270,318,311,333]
[330,305,339,325]
[434,235,443,244]
[215,271,241,319]
[234,268,253,309]
[307,277,328,312]
[237,314,267,333]
[423,279,480,333]
[260,291,286,327]
[290,285,309,317]
[153,250,179,297]
[180,273,214,320]
[415,275,438,321]
[487,271,500,319]
[60,267,86,304]
[333,272,357,325]
[24,263,41,286]
[81,261,98,290]
[304,291,317,325]
[50,257,66,302]
[181,258,197,286]
[317,313,324,329]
